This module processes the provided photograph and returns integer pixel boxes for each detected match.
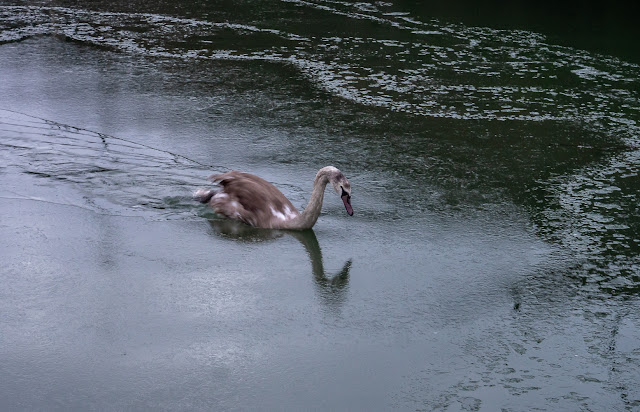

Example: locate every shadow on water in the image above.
[207,219,351,307]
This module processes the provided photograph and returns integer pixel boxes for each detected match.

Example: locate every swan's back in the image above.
[208,171,300,228]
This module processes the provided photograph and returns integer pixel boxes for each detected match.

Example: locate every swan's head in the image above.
[321,166,353,216]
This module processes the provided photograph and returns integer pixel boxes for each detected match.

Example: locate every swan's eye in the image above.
[341,187,349,197]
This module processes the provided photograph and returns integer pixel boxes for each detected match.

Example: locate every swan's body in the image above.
[195,166,353,230]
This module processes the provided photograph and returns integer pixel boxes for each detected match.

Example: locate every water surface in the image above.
[1,1,639,410]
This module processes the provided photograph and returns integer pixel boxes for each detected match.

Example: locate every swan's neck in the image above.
[289,174,329,229]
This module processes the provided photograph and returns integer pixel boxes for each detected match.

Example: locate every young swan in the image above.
[195,166,353,230]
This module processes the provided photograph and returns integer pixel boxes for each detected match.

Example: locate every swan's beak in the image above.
[341,193,353,216]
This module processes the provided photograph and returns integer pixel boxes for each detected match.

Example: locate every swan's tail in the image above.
[193,188,216,204]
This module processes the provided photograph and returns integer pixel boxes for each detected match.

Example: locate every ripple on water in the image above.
[0,109,213,220]
[1,5,638,129]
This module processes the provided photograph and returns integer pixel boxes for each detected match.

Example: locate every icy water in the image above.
[1,1,639,410]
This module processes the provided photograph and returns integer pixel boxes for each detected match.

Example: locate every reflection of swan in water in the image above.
[207,219,351,305]
[196,166,353,229]
[288,229,351,307]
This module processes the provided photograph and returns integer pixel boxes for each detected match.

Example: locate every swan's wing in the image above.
[209,171,299,228]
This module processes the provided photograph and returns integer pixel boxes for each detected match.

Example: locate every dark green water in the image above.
[1,1,639,410]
